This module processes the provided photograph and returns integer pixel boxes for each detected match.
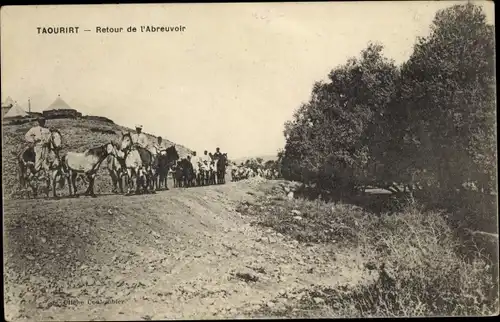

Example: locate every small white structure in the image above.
[43,95,81,119]
[3,103,28,119]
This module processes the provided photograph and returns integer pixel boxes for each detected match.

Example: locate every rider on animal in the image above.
[131,125,149,150]
[152,136,168,155]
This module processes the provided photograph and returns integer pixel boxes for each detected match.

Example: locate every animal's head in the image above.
[106,142,119,157]
[116,149,125,159]
[110,140,125,158]
[49,129,63,150]
[120,132,133,151]
[166,145,179,161]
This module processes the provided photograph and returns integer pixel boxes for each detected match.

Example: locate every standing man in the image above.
[191,151,200,185]
[202,150,211,166]
[151,136,168,189]
[200,150,211,185]
[24,117,52,175]
[130,125,151,188]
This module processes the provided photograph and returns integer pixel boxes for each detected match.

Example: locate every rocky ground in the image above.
[4,178,372,321]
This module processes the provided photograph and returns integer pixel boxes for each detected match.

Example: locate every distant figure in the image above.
[24,117,52,174]
[213,147,222,161]
[191,151,200,184]
[151,136,171,190]
[201,150,210,170]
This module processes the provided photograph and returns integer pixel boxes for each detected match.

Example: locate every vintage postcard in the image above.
[1,2,497,320]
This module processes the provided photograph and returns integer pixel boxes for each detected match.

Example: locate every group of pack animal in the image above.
[13,118,228,199]
[170,150,229,189]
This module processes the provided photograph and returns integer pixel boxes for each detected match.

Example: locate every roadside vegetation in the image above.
[240,3,498,317]
[238,180,498,317]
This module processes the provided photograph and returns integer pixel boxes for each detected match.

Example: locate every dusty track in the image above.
[4,179,366,320]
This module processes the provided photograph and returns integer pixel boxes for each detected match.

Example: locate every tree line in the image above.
[280,4,495,227]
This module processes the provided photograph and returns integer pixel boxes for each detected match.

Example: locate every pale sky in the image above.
[1,2,494,159]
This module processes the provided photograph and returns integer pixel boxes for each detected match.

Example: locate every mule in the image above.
[119,132,155,195]
[174,158,194,188]
[107,152,126,194]
[216,153,229,184]
[152,145,179,191]
[14,129,65,199]
[209,161,217,185]
[62,142,120,198]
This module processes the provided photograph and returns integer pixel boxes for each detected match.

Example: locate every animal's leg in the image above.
[87,174,97,198]
[67,170,73,196]
[71,172,79,197]
[126,169,133,195]
[29,177,38,199]
[130,170,136,195]
[118,172,124,194]
[154,172,159,191]
[135,170,141,194]
[82,173,96,197]
[164,173,169,190]
[122,171,129,194]
[144,171,150,193]
[149,172,156,194]
[51,169,59,199]
[84,174,92,195]
[110,171,118,193]
[45,174,51,198]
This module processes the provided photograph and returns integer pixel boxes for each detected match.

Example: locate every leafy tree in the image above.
[397,3,495,199]
[282,43,399,192]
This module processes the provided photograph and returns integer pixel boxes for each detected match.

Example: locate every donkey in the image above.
[15,129,65,199]
[152,145,179,191]
[107,152,126,194]
[216,153,229,184]
[62,142,121,197]
[119,132,155,195]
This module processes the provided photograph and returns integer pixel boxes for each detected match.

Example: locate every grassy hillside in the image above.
[2,118,193,199]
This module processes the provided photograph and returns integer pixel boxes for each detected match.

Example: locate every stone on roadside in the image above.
[84,276,95,286]
[313,297,325,304]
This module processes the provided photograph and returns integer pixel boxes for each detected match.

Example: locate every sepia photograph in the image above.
[1,1,498,320]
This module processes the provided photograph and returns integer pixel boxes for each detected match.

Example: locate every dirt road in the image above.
[4,179,367,320]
